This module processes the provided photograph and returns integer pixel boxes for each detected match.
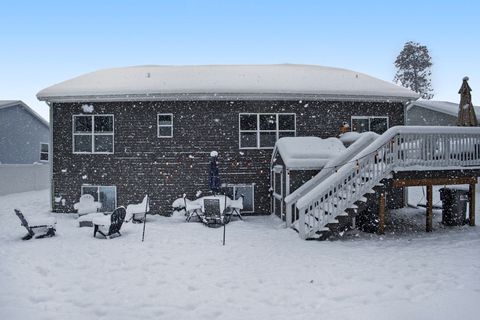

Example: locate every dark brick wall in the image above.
[51,100,404,214]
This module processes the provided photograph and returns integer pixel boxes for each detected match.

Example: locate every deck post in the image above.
[469,183,476,226]
[378,192,385,235]
[426,185,433,232]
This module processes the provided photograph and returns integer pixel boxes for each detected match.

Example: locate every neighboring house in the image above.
[406,100,480,126]
[0,100,50,164]
[37,64,418,214]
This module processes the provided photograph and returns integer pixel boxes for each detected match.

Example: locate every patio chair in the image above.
[126,195,149,223]
[14,209,56,240]
[184,195,202,222]
[74,194,101,216]
[202,198,223,228]
[226,194,244,221]
[93,206,126,239]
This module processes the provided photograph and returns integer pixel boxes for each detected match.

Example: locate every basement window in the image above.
[81,185,117,212]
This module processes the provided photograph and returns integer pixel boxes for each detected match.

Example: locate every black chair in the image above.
[93,206,127,239]
[202,199,223,228]
[14,209,56,240]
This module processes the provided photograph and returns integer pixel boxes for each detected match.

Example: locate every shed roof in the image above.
[274,137,346,170]
[0,100,49,127]
[37,64,419,102]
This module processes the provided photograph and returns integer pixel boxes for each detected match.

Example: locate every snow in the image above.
[1,189,480,319]
[37,64,419,102]
[338,131,379,145]
[210,150,218,157]
[274,137,346,169]
[81,104,94,113]
[408,100,480,120]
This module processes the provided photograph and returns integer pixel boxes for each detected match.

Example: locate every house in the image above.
[37,64,418,214]
[406,100,480,126]
[0,100,50,164]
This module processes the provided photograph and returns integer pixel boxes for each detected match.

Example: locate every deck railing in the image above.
[295,126,480,239]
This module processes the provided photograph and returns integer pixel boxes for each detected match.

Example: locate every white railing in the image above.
[284,131,379,227]
[295,126,480,239]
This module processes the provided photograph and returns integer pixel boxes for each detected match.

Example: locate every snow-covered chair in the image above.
[73,194,101,216]
[126,195,149,223]
[93,206,126,239]
[227,195,244,221]
[14,209,56,240]
[202,198,223,228]
[184,195,202,222]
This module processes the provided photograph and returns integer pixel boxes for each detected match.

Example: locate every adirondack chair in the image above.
[92,206,126,239]
[14,209,56,240]
[202,198,223,228]
[225,194,244,222]
[74,194,102,216]
[125,195,149,223]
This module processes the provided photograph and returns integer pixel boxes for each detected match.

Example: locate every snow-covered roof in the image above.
[0,100,49,127]
[37,64,419,103]
[274,137,346,170]
[408,100,480,120]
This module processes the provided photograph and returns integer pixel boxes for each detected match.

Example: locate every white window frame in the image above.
[239,113,296,149]
[72,114,115,154]
[225,183,255,213]
[39,142,49,162]
[81,185,117,211]
[351,116,389,134]
[157,113,173,138]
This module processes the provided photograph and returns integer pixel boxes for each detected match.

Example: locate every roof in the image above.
[274,137,346,170]
[407,100,480,120]
[37,64,419,103]
[0,100,49,127]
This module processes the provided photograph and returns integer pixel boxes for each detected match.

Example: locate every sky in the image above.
[1,0,479,122]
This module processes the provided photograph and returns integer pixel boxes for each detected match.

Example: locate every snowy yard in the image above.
[1,189,480,320]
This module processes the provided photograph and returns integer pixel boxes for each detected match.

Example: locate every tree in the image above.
[394,41,433,99]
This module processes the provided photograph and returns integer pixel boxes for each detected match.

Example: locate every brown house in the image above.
[37,64,418,215]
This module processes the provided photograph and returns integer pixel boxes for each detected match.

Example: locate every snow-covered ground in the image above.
[1,189,479,320]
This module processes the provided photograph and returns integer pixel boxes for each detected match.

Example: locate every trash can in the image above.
[439,187,469,226]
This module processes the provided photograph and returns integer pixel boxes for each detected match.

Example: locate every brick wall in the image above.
[51,100,404,214]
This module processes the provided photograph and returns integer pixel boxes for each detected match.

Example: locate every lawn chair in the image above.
[126,195,149,223]
[74,194,101,216]
[184,195,202,222]
[93,206,126,239]
[202,198,223,228]
[229,194,244,220]
[14,209,56,240]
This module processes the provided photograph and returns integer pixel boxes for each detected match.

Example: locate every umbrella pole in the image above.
[223,222,226,246]
[142,195,148,242]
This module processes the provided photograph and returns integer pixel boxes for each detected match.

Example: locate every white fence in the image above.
[0,164,49,195]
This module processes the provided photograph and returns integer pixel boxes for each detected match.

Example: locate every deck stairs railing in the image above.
[294,126,480,239]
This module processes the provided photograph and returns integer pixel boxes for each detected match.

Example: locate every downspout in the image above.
[48,101,53,212]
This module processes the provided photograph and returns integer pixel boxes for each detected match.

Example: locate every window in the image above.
[351,116,389,134]
[157,113,173,138]
[81,185,117,212]
[73,115,114,153]
[239,113,295,149]
[40,143,49,161]
[225,184,255,213]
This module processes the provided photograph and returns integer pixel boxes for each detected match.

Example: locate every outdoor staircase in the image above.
[290,126,480,240]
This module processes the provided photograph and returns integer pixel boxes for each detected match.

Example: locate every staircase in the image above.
[292,126,480,240]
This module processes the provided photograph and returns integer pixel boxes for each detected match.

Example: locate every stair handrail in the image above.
[285,131,379,205]
[295,126,480,239]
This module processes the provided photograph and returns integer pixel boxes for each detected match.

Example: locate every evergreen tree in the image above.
[394,41,434,99]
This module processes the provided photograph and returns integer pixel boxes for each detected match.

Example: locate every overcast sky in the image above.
[1,0,478,121]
